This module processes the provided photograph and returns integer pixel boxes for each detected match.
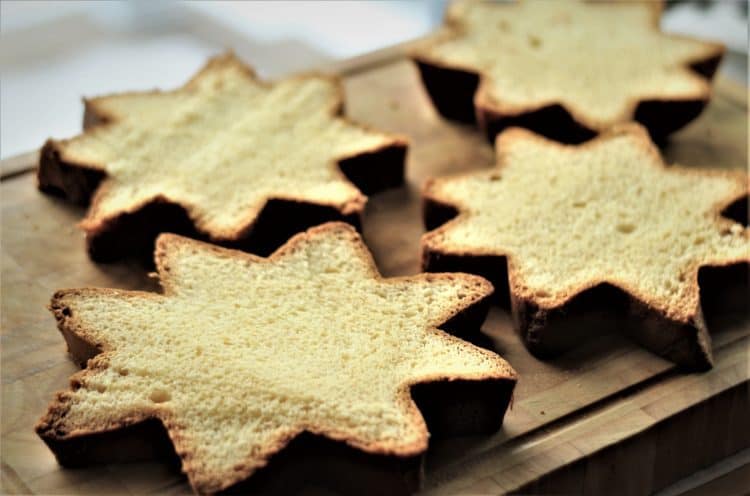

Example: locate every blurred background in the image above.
[1,0,747,159]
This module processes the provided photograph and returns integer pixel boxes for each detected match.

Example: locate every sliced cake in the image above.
[37,222,517,495]
[422,124,748,369]
[38,53,407,261]
[412,0,724,143]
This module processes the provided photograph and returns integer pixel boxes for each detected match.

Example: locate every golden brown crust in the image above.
[412,0,725,143]
[36,53,408,262]
[37,222,516,494]
[421,125,748,369]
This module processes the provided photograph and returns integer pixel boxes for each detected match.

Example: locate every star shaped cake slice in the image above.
[36,222,516,495]
[412,0,724,143]
[37,53,407,261]
[422,124,748,369]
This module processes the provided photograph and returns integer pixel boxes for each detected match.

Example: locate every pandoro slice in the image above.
[412,0,724,143]
[36,222,517,495]
[37,53,407,261]
[422,124,748,370]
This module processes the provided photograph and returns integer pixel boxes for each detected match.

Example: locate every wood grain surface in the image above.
[1,53,748,495]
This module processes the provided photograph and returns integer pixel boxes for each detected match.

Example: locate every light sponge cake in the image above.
[36,223,517,495]
[422,124,748,370]
[412,0,724,143]
[37,53,407,261]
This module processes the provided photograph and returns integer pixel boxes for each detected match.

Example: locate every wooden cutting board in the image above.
[2,44,748,495]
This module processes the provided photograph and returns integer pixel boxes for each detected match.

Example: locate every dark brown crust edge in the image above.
[37,140,106,205]
[422,194,749,371]
[38,281,513,496]
[413,52,724,145]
